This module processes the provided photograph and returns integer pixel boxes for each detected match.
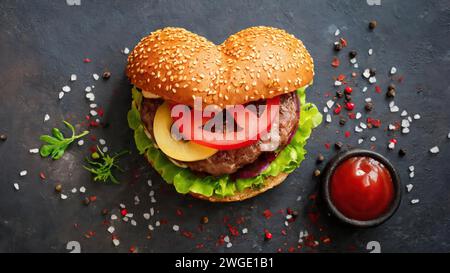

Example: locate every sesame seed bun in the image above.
[144,151,288,202]
[127,26,314,107]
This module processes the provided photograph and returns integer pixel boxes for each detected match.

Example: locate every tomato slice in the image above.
[169,97,280,150]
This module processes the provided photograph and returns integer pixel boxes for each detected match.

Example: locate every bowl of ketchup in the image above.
[322,149,401,227]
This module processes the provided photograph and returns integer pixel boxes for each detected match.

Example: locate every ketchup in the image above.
[330,156,394,221]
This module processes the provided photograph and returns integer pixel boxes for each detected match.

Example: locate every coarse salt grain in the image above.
[402,128,410,134]
[411,199,419,204]
[448,132,450,139]
[143,213,150,220]
[102,146,108,153]
[224,236,230,243]
[365,97,372,103]
[147,180,153,187]
[401,110,408,117]
[173,225,179,231]
[112,239,120,246]
[93,74,99,81]
[401,119,410,128]
[360,122,367,129]
[350,58,357,64]
[29,148,39,154]
[122,217,129,222]
[363,69,371,79]
[85,93,95,101]
[390,67,397,75]
[123,47,130,54]
[226,242,232,248]
[368,48,373,55]
[430,146,439,154]
[71,188,77,193]
[406,184,414,192]
[356,112,362,119]
[70,74,77,81]
[19,170,27,176]
[99,139,106,145]
[111,214,118,220]
[155,221,160,226]
[150,207,154,216]
[107,226,115,234]
[369,76,377,84]
[151,197,156,203]
[353,63,359,68]
[414,114,421,120]
[362,86,368,92]
[85,86,92,92]
[326,100,335,109]
[355,126,363,133]
[389,124,396,130]
[390,105,399,113]
[334,28,340,36]
[79,186,86,193]
[370,136,377,142]
[89,103,97,108]
[334,81,342,86]
[388,142,395,150]
[131,220,137,226]
[125,213,133,218]
[77,139,84,146]
[326,114,332,123]
[148,224,154,231]
[242,228,248,234]
[59,91,64,99]
[61,194,68,200]
[358,138,364,144]
[44,114,50,122]
[323,107,328,113]
[62,86,71,92]
[119,203,126,209]
[409,172,415,178]
[13,183,19,191]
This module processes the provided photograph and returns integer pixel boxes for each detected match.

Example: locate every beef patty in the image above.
[140,93,299,176]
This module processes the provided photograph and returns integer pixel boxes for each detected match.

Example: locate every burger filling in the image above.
[128,87,322,197]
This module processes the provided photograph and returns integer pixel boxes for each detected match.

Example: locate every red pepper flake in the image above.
[348,112,356,119]
[337,74,346,82]
[345,102,355,111]
[344,131,351,138]
[324,143,331,150]
[236,216,245,225]
[263,209,273,219]
[286,208,294,215]
[281,229,287,236]
[97,107,104,117]
[344,86,353,94]
[121,209,128,216]
[176,209,183,217]
[89,146,97,154]
[308,211,320,224]
[216,235,225,246]
[182,230,194,239]
[39,172,46,180]
[367,118,381,128]
[129,246,137,253]
[223,216,230,224]
[90,135,97,141]
[277,248,283,253]
[288,246,296,253]
[84,230,96,239]
[390,138,398,144]
[83,58,91,63]
[264,231,273,241]
[339,38,348,47]
[333,105,342,115]
[85,115,90,120]
[321,236,332,244]
[375,85,382,93]
[331,57,340,68]
[89,196,97,202]
[160,219,168,225]
[228,224,240,237]
[196,243,204,249]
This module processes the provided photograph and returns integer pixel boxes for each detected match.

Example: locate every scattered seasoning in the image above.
[264,231,273,241]
[55,184,62,192]
[429,146,440,154]
[349,50,357,59]
[201,216,209,224]
[365,101,374,111]
[387,84,396,97]
[102,71,111,79]
[339,118,346,126]
[344,131,351,138]
[334,42,343,51]
[101,208,109,216]
[406,184,414,192]
[344,86,353,94]
[345,102,355,111]
[316,154,325,164]
[61,194,68,200]
[19,170,27,177]
[83,58,91,63]
[83,197,91,206]
[263,209,273,219]
[0,134,7,141]
[331,57,340,68]
[39,172,46,180]
[339,38,347,47]
[411,199,420,205]
[398,149,407,157]
[369,20,377,30]
[336,90,344,98]
[335,141,343,150]
[313,169,321,177]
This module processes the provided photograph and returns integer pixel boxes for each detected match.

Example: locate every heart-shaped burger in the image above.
[127,26,321,202]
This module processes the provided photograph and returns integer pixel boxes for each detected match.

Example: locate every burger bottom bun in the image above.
[144,153,288,202]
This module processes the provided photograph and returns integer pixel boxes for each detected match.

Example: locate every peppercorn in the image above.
[349,50,357,59]
[0,134,6,141]
[336,91,344,98]
[335,141,343,150]
[102,71,111,80]
[369,20,377,30]
[91,152,100,159]
[339,119,346,126]
[399,149,407,157]
[369,68,376,76]
[334,43,343,52]
[291,210,299,218]
[101,208,109,216]
[201,216,209,224]
[83,197,91,206]
[313,169,321,177]
[345,94,352,102]
[316,154,325,164]
[55,184,62,192]
[388,83,396,91]
[365,102,374,111]
[386,88,396,98]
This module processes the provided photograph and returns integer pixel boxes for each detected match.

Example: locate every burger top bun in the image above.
[127,26,314,107]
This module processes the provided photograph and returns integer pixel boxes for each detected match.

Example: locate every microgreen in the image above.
[84,147,128,184]
[39,121,89,160]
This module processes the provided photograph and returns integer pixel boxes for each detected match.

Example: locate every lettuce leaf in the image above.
[128,87,322,197]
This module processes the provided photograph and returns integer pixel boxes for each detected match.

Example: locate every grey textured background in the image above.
[0,0,449,253]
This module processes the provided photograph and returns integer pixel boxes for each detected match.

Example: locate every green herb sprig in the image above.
[40,121,89,160]
[84,147,128,184]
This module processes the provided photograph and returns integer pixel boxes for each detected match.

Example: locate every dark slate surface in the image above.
[0,0,449,253]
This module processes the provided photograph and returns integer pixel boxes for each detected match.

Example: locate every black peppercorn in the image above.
[102,71,111,79]
[101,208,109,216]
[339,119,346,126]
[369,20,377,30]
[399,149,407,157]
[388,84,396,91]
[369,68,377,76]
[335,141,343,150]
[334,43,343,52]
[349,50,357,59]
[336,91,344,98]
[345,94,352,102]
[316,154,325,164]
[83,197,91,206]
[365,102,374,111]
[386,89,396,98]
